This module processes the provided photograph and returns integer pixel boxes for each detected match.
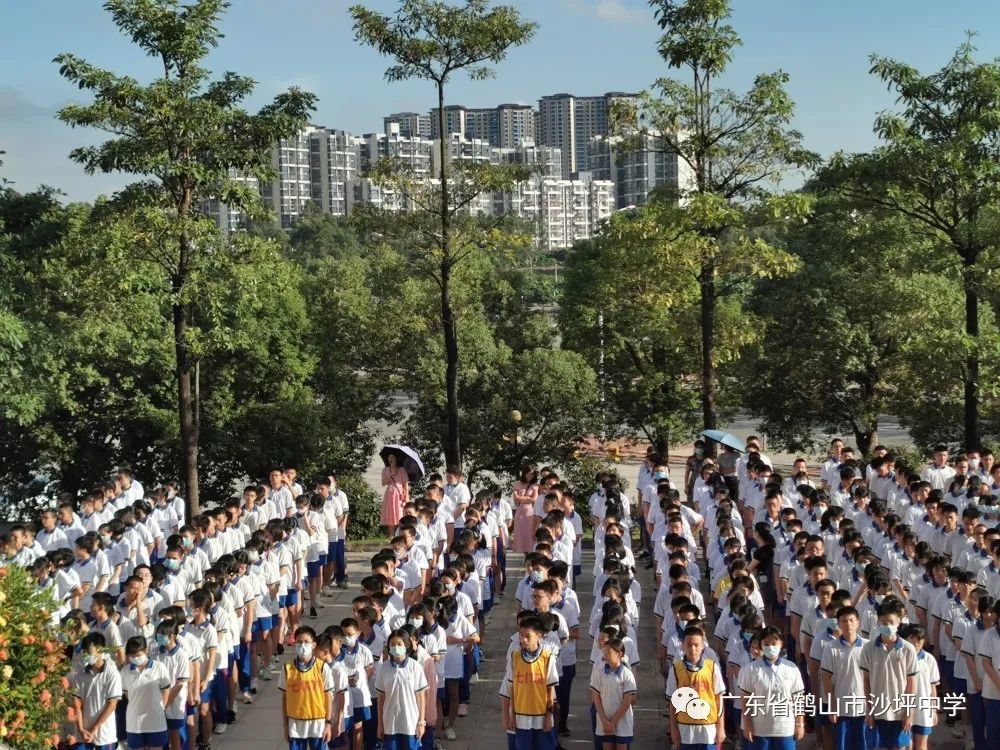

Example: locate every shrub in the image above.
[0,565,72,749]
[339,473,384,542]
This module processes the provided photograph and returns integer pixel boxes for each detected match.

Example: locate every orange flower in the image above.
[42,640,56,653]
[0,649,8,661]
[61,676,70,690]
[50,734,61,747]
[40,688,52,706]
[22,635,36,645]
[32,669,48,685]
[66,706,77,722]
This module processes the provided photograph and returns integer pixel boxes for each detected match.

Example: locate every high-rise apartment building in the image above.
[494,141,563,179]
[261,128,314,228]
[585,132,692,209]
[537,94,576,178]
[431,132,495,175]
[309,127,362,216]
[363,123,434,179]
[429,105,469,140]
[537,92,639,178]
[497,175,614,250]
[496,104,536,148]
[383,112,431,139]
[464,108,498,144]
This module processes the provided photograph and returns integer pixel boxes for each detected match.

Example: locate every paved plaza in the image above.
[209,541,968,750]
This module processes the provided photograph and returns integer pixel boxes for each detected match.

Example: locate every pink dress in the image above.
[381,466,408,527]
[511,481,538,553]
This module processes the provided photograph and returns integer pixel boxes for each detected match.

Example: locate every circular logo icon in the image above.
[670,686,699,713]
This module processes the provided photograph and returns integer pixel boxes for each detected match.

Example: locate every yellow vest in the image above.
[511,650,551,717]
[672,658,720,725]
[284,660,328,721]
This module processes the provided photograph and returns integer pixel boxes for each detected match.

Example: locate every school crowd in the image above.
[5,436,1000,750]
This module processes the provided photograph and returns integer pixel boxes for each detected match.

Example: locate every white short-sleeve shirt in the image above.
[589,663,637,738]
[74,663,123,746]
[819,636,868,717]
[373,657,428,735]
[120,659,171,734]
[912,650,941,727]
[737,658,804,738]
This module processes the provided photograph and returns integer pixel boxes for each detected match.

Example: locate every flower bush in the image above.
[0,565,72,749]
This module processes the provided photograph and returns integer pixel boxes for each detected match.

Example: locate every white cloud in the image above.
[565,0,647,25]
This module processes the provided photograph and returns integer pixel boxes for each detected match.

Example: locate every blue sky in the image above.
[3,0,1000,201]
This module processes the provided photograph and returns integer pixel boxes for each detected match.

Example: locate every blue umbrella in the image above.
[379,444,426,482]
[702,430,747,453]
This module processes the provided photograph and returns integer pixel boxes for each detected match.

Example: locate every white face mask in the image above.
[343,635,357,648]
[295,643,314,661]
[389,645,407,660]
[877,624,898,639]
[762,644,781,660]
[130,654,148,667]
[408,617,424,629]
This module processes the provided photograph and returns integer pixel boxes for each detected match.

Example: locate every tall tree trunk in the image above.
[700,260,718,456]
[174,232,199,520]
[963,254,980,450]
[853,427,878,458]
[437,81,461,470]
[174,302,199,521]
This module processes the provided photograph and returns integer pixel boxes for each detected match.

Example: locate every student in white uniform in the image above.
[119,636,171,750]
[74,631,123,750]
[590,637,637,750]
[737,627,806,746]
[373,630,429,749]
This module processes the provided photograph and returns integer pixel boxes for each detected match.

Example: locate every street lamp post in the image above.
[510,409,522,453]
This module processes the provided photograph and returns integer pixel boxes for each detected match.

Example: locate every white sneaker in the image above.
[444,727,456,741]
[470,673,479,684]
[213,724,227,735]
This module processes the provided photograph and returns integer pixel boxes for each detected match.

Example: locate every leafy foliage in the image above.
[609,0,816,445]
[741,193,970,455]
[54,0,316,513]
[823,37,1000,449]
[0,566,72,750]
[350,0,536,469]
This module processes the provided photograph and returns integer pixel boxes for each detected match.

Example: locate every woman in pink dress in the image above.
[381,453,409,538]
[511,465,539,554]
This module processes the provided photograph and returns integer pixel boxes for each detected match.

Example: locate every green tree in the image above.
[398,249,598,480]
[350,0,537,469]
[742,194,966,455]
[824,38,1000,450]
[55,0,315,515]
[560,209,703,456]
[613,0,816,448]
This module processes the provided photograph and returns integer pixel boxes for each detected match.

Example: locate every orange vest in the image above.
[284,660,328,720]
[511,650,551,716]
[672,658,721,725]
